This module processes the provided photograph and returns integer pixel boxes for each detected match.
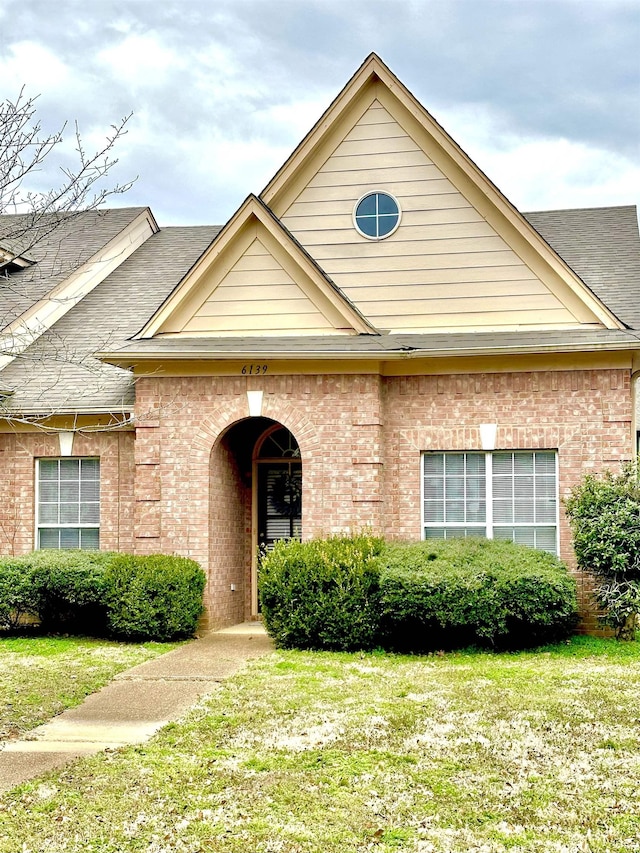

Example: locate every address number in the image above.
[241,364,268,375]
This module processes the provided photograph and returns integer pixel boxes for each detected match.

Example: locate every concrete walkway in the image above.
[0,623,273,794]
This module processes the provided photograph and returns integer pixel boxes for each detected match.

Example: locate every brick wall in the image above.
[132,366,631,628]
[383,368,632,629]
[206,430,249,629]
[0,364,632,632]
[0,430,135,555]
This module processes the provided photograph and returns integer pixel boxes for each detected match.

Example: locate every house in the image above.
[1,54,639,631]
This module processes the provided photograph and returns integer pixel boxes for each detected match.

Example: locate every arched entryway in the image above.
[209,417,302,622]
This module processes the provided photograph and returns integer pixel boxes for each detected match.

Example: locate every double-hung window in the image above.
[422,450,558,553]
[36,458,100,549]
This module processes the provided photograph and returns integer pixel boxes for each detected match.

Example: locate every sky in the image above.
[1,0,639,227]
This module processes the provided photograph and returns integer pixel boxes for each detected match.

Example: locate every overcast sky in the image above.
[1,0,638,226]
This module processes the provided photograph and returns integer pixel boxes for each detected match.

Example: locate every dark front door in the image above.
[258,461,302,550]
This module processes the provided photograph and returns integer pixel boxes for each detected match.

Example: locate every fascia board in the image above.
[96,337,640,367]
[0,209,158,370]
[0,406,134,415]
[0,410,135,432]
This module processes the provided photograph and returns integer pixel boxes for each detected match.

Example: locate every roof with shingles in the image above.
[0,224,219,412]
[99,327,640,361]
[0,204,639,413]
[524,205,640,330]
[0,207,151,328]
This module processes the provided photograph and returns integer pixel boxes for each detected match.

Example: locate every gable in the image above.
[0,208,158,371]
[262,55,622,334]
[280,100,584,332]
[173,235,356,337]
[138,196,375,339]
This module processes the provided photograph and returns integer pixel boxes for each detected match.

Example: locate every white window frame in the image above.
[421,450,559,553]
[35,457,101,550]
[352,191,402,240]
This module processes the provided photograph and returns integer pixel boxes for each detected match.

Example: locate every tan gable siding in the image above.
[181,238,339,336]
[280,101,584,333]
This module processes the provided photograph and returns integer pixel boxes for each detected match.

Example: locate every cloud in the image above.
[0,0,637,225]
[0,41,71,94]
[437,102,640,211]
[96,33,181,86]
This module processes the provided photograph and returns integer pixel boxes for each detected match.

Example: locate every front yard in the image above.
[1,636,639,852]
[0,636,181,741]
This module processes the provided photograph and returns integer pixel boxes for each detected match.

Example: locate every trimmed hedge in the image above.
[377,539,579,650]
[259,534,384,650]
[0,551,205,641]
[30,550,113,633]
[259,535,579,651]
[0,559,40,630]
[105,554,206,641]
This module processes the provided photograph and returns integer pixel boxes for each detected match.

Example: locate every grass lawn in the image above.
[1,636,639,852]
[0,636,182,741]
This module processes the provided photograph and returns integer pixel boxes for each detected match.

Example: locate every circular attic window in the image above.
[353,191,401,240]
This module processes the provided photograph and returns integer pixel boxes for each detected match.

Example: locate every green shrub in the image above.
[0,551,112,633]
[376,539,578,650]
[259,533,384,650]
[104,554,205,641]
[28,551,112,633]
[565,462,640,639]
[0,551,206,641]
[0,559,39,629]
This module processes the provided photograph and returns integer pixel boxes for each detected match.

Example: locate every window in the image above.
[422,451,558,553]
[353,191,401,239]
[36,458,100,549]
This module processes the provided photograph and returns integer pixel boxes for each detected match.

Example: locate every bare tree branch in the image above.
[0,88,136,269]
[0,90,139,428]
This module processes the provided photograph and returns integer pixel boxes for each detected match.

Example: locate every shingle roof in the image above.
[524,206,640,329]
[1,204,639,414]
[0,224,219,412]
[99,328,640,360]
[0,207,150,328]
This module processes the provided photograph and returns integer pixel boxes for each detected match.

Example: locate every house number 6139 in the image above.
[241,364,268,375]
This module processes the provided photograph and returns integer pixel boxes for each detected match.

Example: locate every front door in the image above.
[258,462,302,550]
[252,425,302,616]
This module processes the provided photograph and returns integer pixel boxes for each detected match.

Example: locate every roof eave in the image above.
[97,337,640,366]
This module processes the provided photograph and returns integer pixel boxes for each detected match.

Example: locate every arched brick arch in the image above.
[185,397,321,627]
[189,397,321,465]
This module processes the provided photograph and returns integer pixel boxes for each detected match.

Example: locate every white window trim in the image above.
[35,457,101,550]
[421,450,559,553]
[352,191,402,241]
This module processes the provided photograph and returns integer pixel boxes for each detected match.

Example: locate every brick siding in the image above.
[0,366,632,633]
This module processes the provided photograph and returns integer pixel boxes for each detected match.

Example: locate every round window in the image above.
[353,191,401,240]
